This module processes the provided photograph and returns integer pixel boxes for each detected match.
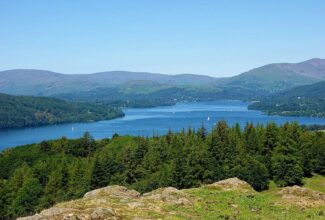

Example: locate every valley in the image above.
[1,100,325,150]
[2,2,325,219]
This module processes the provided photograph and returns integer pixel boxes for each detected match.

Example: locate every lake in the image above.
[1,100,325,150]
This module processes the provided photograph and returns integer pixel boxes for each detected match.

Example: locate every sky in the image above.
[0,0,325,77]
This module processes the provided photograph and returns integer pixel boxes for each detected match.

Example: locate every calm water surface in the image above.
[1,100,325,150]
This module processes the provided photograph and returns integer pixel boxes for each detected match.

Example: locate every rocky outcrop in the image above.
[206,177,254,192]
[17,184,193,220]
[142,187,192,205]
[83,185,140,199]
[18,178,324,220]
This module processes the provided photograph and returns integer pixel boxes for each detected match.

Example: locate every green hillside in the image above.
[0,70,218,96]
[249,81,325,117]
[216,58,325,93]
[1,59,324,105]
[0,93,124,129]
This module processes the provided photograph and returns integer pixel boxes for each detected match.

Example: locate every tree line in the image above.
[0,93,124,129]
[0,121,324,219]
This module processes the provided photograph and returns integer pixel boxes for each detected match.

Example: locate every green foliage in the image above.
[272,154,304,187]
[233,156,269,191]
[270,123,305,187]
[9,178,43,217]
[0,93,124,129]
[0,122,324,218]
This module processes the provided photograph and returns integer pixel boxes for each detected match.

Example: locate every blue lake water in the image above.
[1,100,325,150]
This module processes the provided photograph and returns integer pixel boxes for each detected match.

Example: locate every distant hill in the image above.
[217,58,325,93]
[0,58,324,103]
[0,70,217,96]
[249,81,325,117]
[53,85,259,107]
[0,93,123,129]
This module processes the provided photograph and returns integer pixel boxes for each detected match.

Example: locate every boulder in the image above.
[207,178,254,191]
[90,208,116,219]
[84,185,140,199]
[142,187,192,205]
[40,207,78,217]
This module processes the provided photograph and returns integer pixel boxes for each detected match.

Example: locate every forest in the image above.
[0,93,124,129]
[0,121,324,219]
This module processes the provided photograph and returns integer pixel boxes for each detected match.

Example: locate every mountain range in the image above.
[0,70,217,96]
[0,58,324,113]
[1,58,324,99]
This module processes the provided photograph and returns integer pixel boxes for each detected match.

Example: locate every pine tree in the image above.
[197,123,207,140]
[9,178,43,217]
[244,123,259,155]
[312,132,325,174]
[91,156,108,188]
[0,180,10,218]
[271,123,304,186]
[208,120,230,180]
[263,122,278,175]
[68,159,91,198]
[272,152,304,186]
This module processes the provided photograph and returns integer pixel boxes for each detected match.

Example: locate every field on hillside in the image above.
[177,175,325,220]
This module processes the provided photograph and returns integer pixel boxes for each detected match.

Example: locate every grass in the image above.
[303,174,325,193]
[162,175,325,220]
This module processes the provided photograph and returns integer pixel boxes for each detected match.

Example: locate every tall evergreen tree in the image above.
[9,178,43,217]
[263,122,278,175]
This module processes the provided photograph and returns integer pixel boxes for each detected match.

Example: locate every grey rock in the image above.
[84,185,140,199]
[90,208,115,219]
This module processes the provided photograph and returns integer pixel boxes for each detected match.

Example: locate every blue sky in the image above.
[0,0,324,76]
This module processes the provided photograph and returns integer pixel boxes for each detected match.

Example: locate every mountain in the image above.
[248,81,325,117]
[1,58,324,103]
[0,69,218,96]
[0,93,123,129]
[217,58,325,93]
[17,177,325,220]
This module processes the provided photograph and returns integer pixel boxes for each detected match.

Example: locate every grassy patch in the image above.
[162,175,325,219]
[304,174,325,193]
